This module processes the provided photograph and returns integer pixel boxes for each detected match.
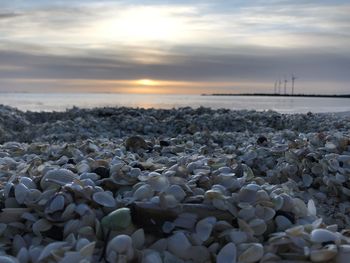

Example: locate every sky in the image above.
[0,0,349,94]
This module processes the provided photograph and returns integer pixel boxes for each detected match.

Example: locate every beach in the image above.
[0,105,349,262]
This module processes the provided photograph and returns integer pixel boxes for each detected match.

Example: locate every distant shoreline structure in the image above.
[202,93,350,98]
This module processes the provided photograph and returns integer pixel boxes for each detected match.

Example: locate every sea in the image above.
[1,93,350,114]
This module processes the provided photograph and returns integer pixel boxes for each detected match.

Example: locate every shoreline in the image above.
[0,105,350,262]
[203,93,350,98]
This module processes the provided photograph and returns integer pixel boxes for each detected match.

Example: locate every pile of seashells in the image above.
[0,106,349,262]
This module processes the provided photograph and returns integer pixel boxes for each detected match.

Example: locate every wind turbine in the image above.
[291,74,297,95]
[284,77,288,95]
[274,81,277,94]
[278,79,282,94]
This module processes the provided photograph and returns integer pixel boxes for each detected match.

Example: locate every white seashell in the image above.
[217,242,237,263]
[143,251,162,263]
[64,219,81,237]
[92,191,116,207]
[249,218,267,236]
[0,256,19,263]
[76,238,90,251]
[0,223,7,235]
[310,245,337,262]
[28,246,43,263]
[336,245,350,263]
[59,252,83,263]
[13,235,26,256]
[25,189,41,203]
[238,188,257,203]
[79,241,96,258]
[160,193,179,209]
[302,174,313,187]
[292,198,308,217]
[275,215,293,231]
[255,206,276,221]
[307,199,317,216]
[38,242,68,261]
[14,183,29,204]
[310,229,340,243]
[238,206,255,221]
[32,218,52,236]
[238,243,264,263]
[195,217,216,242]
[48,194,65,213]
[40,169,76,190]
[80,172,100,181]
[0,208,30,223]
[19,177,36,189]
[165,184,186,201]
[186,246,210,262]
[133,184,154,200]
[174,213,198,229]
[131,228,145,250]
[167,232,192,259]
[228,230,248,244]
[147,173,170,192]
[106,235,134,262]
[17,247,29,263]
[61,203,76,220]
[149,238,168,251]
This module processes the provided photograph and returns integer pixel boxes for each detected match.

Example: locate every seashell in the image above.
[106,235,134,262]
[195,217,216,242]
[32,218,52,236]
[307,199,317,216]
[165,184,186,201]
[79,241,96,258]
[40,169,76,190]
[310,245,337,262]
[217,242,237,263]
[38,242,69,261]
[238,188,257,203]
[92,191,116,207]
[133,184,154,200]
[336,244,350,263]
[14,183,29,204]
[131,228,145,250]
[238,206,255,221]
[149,238,168,251]
[238,243,264,263]
[17,247,29,263]
[143,251,162,263]
[275,215,293,231]
[310,229,340,243]
[147,172,170,192]
[0,208,31,223]
[101,208,132,231]
[228,230,248,244]
[255,206,276,221]
[186,246,210,262]
[0,256,19,263]
[167,232,192,259]
[302,174,313,187]
[47,194,65,213]
[19,177,36,189]
[160,193,179,209]
[248,218,267,236]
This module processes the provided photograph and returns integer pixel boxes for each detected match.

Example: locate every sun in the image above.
[137,79,158,86]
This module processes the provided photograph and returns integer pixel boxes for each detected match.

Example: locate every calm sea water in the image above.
[1,93,350,114]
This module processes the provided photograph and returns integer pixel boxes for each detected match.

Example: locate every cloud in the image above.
[0,0,349,93]
[0,12,21,19]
